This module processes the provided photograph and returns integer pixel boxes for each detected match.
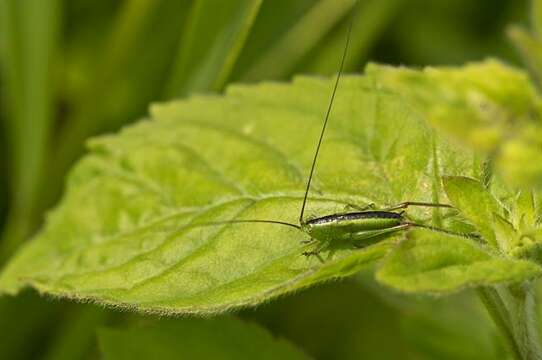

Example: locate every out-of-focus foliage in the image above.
[367,61,542,189]
[0,0,534,359]
[98,316,310,360]
[242,278,507,360]
[509,0,542,85]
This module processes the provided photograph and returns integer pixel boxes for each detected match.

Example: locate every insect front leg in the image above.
[302,240,329,257]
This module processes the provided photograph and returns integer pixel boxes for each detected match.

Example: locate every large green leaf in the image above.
[98,316,310,360]
[376,229,542,295]
[0,75,446,314]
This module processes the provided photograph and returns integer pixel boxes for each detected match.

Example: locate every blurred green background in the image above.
[0,0,531,358]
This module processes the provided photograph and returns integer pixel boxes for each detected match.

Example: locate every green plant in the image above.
[1,58,542,357]
[1,0,540,359]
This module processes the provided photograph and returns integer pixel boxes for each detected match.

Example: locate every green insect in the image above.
[297,203,454,257]
[199,8,464,257]
[219,201,455,258]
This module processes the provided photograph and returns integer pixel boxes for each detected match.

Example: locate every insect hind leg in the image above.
[383,201,453,212]
[405,222,481,240]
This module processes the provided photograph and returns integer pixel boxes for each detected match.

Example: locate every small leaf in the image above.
[376,229,542,295]
[515,190,537,229]
[442,176,500,247]
[493,214,516,254]
[98,316,310,360]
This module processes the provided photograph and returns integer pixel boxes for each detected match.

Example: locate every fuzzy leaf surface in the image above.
[0,75,445,314]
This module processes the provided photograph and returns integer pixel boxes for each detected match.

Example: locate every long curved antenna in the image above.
[194,219,301,230]
[299,14,354,224]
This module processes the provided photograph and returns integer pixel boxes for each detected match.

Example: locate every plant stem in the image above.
[504,284,542,360]
[477,150,541,359]
[478,287,523,359]
[478,284,542,360]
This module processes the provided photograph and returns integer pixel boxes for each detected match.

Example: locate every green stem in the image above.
[478,287,523,359]
[503,284,542,360]
[478,285,542,360]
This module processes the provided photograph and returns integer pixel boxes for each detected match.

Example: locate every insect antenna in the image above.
[192,219,301,230]
[299,11,354,224]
